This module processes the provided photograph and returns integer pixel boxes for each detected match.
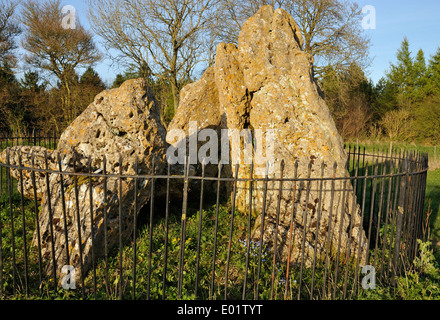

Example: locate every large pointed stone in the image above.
[167,5,367,266]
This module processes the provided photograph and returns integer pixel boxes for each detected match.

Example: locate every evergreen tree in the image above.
[385,37,415,109]
[0,61,16,86]
[426,47,440,96]
[80,66,105,89]
[374,77,398,117]
[20,70,46,92]
[411,49,427,101]
[112,73,131,88]
[412,96,440,144]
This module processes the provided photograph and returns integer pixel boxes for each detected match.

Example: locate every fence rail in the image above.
[0,134,429,300]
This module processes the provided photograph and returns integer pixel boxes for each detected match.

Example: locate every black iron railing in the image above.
[0,135,429,300]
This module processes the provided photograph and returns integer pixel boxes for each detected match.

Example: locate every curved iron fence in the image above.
[0,135,429,300]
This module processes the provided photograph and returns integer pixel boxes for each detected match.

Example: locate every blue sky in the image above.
[357,0,440,83]
[33,0,440,86]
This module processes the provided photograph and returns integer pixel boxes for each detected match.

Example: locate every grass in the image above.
[1,177,438,300]
[0,198,301,300]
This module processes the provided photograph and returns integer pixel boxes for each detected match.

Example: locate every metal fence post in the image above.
[392,157,408,285]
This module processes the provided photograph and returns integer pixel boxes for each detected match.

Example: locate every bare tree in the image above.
[214,0,371,78]
[20,0,102,125]
[381,109,411,142]
[0,0,20,68]
[88,0,220,113]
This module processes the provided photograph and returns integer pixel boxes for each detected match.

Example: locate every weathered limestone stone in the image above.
[42,78,167,282]
[167,66,223,193]
[0,146,58,200]
[1,79,168,283]
[57,78,167,174]
[168,5,367,266]
[224,6,366,266]
[168,66,221,135]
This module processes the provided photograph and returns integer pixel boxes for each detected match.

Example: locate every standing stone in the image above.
[223,5,366,266]
[10,79,168,283]
[168,5,367,266]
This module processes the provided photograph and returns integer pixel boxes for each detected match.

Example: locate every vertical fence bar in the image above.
[362,147,366,177]
[103,156,109,299]
[132,156,138,300]
[392,157,408,284]
[194,160,205,299]
[386,155,402,280]
[347,145,351,171]
[6,150,16,295]
[284,161,298,301]
[413,152,423,246]
[31,152,43,294]
[401,151,410,255]
[73,155,85,297]
[224,163,239,300]
[322,162,337,299]
[352,161,369,299]
[162,163,171,300]
[409,169,421,261]
[342,157,359,299]
[310,162,325,299]
[405,163,416,261]
[421,155,429,242]
[118,154,124,300]
[57,153,70,267]
[270,160,284,300]
[356,147,362,203]
[416,156,427,242]
[373,159,387,270]
[210,161,222,299]
[380,159,394,282]
[403,153,414,262]
[18,149,29,296]
[242,162,254,300]
[333,178,348,299]
[44,150,58,292]
[365,160,379,264]
[255,163,269,300]
[298,161,312,300]
[88,157,97,299]
[147,159,156,300]
[177,157,190,299]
